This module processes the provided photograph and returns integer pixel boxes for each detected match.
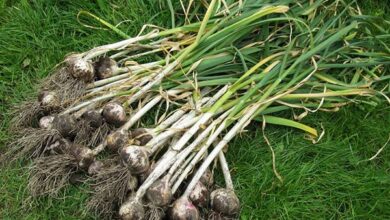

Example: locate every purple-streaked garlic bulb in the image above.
[170,197,200,220]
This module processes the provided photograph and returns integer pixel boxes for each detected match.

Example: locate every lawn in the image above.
[0,0,389,219]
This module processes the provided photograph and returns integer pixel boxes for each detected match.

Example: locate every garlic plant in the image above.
[3,0,389,219]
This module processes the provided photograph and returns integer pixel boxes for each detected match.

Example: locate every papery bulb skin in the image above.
[70,144,95,170]
[199,168,214,186]
[48,138,71,155]
[120,145,150,174]
[102,102,127,127]
[189,181,209,207]
[127,175,138,191]
[119,198,145,220]
[138,162,156,184]
[38,91,59,107]
[210,188,240,217]
[81,110,103,128]
[130,128,154,146]
[52,114,77,138]
[94,57,118,79]
[106,130,129,152]
[146,178,172,206]
[88,160,104,175]
[39,115,55,129]
[67,55,95,82]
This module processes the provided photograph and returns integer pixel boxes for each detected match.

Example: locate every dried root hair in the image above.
[9,101,44,131]
[1,128,61,164]
[57,77,86,105]
[74,122,112,148]
[86,160,135,219]
[10,97,62,132]
[145,204,165,220]
[74,120,95,146]
[10,68,78,131]
[28,153,78,197]
[89,122,112,147]
[41,67,87,107]
[41,67,71,89]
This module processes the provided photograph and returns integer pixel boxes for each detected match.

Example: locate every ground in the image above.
[0,0,389,219]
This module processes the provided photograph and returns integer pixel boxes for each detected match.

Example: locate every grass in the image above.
[225,104,390,219]
[0,0,389,219]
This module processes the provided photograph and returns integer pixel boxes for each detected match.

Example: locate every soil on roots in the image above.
[1,128,61,164]
[86,160,135,219]
[28,154,78,197]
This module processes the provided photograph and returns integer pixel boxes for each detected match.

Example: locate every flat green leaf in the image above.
[255,115,318,137]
